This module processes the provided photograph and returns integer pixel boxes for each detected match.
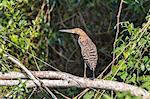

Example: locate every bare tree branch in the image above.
[0,71,149,98]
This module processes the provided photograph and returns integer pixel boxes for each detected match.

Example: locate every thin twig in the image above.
[56,14,76,25]
[27,87,37,99]
[35,0,45,22]
[75,89,90,99]
[65,47,78,70]
[44,86,58,99]
[113,0,124,62]
[51,46,74,62]
[54,90,70,99]
[78,11,90,33]
[45,36,49,63]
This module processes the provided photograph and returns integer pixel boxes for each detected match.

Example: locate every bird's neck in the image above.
[76,30,87,36]
[79,35,89,41]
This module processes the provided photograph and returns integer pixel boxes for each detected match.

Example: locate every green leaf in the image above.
[118,60,125,66]
[143,56,149,63]
[120,63,127,71]
[0,0,7,7]
[112,65,118,74]
[123,51,129,59]
[128,74,136,84]
[140,63,145,71]
[10,35,18,44]
[83,91,94,99]
[141,82,150,90]
[120,72,128,81]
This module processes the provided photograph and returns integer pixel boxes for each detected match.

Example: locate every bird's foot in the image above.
[89,77,95,80]
[84,75,87,79]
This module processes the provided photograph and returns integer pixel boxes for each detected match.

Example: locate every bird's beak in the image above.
[59,29,74,34]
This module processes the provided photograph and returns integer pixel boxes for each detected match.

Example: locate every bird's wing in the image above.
[79,38,98,70]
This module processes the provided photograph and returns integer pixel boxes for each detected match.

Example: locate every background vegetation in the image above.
[0,0,149,98]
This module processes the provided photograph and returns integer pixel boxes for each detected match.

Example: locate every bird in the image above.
[59,28,98,79]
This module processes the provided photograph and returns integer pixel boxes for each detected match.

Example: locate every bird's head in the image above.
[59,28,86,36]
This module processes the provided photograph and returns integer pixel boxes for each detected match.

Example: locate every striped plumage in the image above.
[79,35,98,70]
[59,28,98,79]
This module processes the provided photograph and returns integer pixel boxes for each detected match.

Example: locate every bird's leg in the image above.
[84,63,87,78]
[92,69,95,79]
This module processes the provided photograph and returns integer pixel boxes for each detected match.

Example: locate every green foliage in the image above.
[0,0,56,97]
[113,17,150,75]
[4,80,29,99]
[83,90,95,99]
[116,92,141,99]
[108,0,148,13]
[109,15,150,97]
[0,0,36,54]
[139,75,150,90]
